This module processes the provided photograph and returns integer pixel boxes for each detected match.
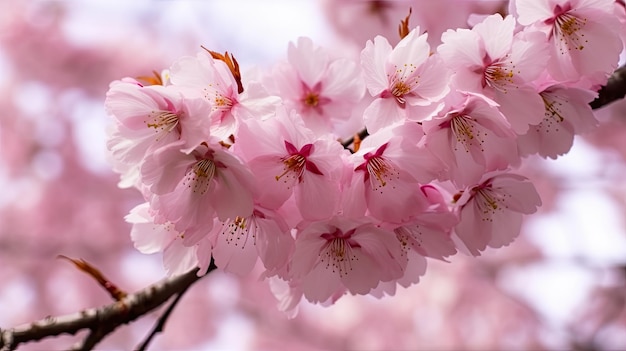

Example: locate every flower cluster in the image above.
[105,0,623,314]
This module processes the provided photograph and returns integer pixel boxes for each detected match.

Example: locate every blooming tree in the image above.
[3,0,626,350]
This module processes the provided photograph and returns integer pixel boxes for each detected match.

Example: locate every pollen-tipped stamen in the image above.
[275,154,307,182]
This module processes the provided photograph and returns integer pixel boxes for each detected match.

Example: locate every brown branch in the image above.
[341,128,369,151]
[135,278,194,351]
[591,65,626,110]
[0,261,216,351]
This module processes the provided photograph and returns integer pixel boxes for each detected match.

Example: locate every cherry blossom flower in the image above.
[141,140,256,241]
[289,217,404,303]
[266,37,365,135]
[126,202,200,277]
[234,109,347,221]
[205,206,295,276]
[105,80,212,187]
[518,84,598,159]
[422,92,519,187]
[452,172,541,256]
[169,51,280,140]
[360,27,450,133]
[392,184,458,263]
[438,14,549,133]
[343,122,443,223]
[515,0,623,85]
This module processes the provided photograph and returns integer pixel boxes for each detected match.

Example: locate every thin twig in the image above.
[341,129,369,150]
[135,289,189,351]
[135,259,216,351]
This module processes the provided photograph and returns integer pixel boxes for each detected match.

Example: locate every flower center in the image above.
[145,110,180,141]
[275,154,307,183]
[303,92,320,107]
[275,142,322,186]
[450,114,485,153]
[355,143,400,192]
[392,81,411,100]
[185,158,217,195]
[205,85,236,113]
[222,215,257,248]
[386,63,418,104]
[554,13,587,52]
[320,228,359,277]
[483,62,514,92]
[367,156,394,188]
[472,186,508,221]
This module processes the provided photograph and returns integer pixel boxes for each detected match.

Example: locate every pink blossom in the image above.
[515,0,623,84]
[234,109,347,221]
[343,122,442,223]
[105,80,212,186]
[518,85,598,159]
[126,202,199,277]
[438,14,549,133]
[266,37,365,135]
[207,206,295,276]
[169,51,280,140]
[393,184,458,262]
[422,92,520,187]
[360,28,450,133]
[289,217,404,303]
[452,172,541,256]
[141,141,256,240]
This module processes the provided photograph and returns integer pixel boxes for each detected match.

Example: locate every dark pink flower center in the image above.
[275,141,323,183]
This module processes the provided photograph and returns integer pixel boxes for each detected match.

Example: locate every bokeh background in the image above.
[2,1,626,350]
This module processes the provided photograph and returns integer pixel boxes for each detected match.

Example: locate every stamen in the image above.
[320,237,356,277]
[222,215,257,249]
[205,84,234,112]
[472,186,511,222]
[366,156,399,192]
[554,13,587,52]
[534,93,565,134]
[386,63,418,104]
[450,115,485,153]
[483,61,515,92]
[184,159,216,195]
[145,110,180,141]
[275,154,307,184]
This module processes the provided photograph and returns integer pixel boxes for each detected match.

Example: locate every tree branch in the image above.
[0,259,216,351]
[341,128,369,150]
[134,278,194,351]
[591,65,626,110]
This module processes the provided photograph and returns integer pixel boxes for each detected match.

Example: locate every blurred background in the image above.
[2,0,626,350]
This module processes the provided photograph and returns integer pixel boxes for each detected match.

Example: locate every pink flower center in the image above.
[275,141,324,185]
[470,183,509,220]
[384,63,418,104]
[145,98,182,141]
[185,158,217,195]
[449,114,485,153]
[554,14,587,52]
[300,82,330,114]
[391,81,411,102]
[320,228,359,277]
[482,56,515,92]
[356,143,400,191]
[205,85,237,113]
[545,4,588,52]
[222,215,256,248]
[145,110,181,141]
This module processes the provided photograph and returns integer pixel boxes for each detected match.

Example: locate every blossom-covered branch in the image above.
[0,264,214,351]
